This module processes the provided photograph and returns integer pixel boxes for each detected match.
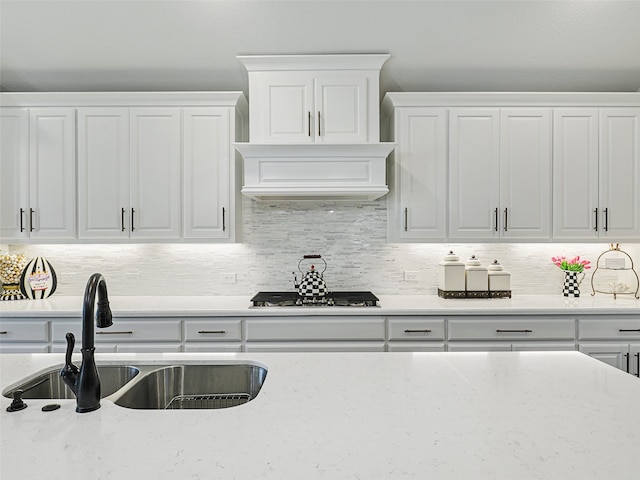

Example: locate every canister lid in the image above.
[439,250,464,266]
[488,259,510,275]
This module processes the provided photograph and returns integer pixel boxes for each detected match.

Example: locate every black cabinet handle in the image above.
[494,208,499,232]
[625,352,630,373]
[636,353,639,378]
[131,208,135,231]
[404,329,432,334]
[19,208,25,232]
[308,112,311,137]
[29,208,35,232]
[404,208,408,232]
[504,208,508,232]
[618,329,640,332]
[594,208,598,231]
[198,330,226,335]
[318,111,321,137]
[604,207,609,232]
[121,208,126,232]
[222,207,226,232]
[96,331,133,335]
[0,331,7,335]
[496,329,533,333]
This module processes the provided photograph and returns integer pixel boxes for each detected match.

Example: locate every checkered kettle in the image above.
[293,254,329,298]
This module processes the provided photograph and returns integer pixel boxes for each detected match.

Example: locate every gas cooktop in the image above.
[250,291,379,307]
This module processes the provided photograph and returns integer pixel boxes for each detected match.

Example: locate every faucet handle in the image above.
[64,332,75,367]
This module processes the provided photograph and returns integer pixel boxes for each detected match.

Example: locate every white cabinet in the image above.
[244,316,386,352]
[385,106,448,241]
[182,108,231,239]
[0,107,76,241]
[386,316,446,351]
[77,108,130,239]
[130,108,182,238]
[449,108,551,240]
[578,317,640,376]
[447,317,576,352]
[239,55,388,144]
[598,108,640,239]
[553,107,640,240]
[0,108,29,239]
[78,107,181,239]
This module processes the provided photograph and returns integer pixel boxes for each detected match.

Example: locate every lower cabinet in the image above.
[387,316,445,352]
[578,317,640,377]
[244,316,386,352]
[447,317,577,352]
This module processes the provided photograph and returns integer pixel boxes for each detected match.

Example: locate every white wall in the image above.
[4,197,638,297]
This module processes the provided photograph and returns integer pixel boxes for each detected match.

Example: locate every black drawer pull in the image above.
[0,331,7,335]
[636,353,639,378]
[619,329,640,332]
[96,331,133,335]
[198,330,226,334]
[496,329,533,333]
[404,329,432,334]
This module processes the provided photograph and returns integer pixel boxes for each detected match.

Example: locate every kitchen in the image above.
[2,1,640,478]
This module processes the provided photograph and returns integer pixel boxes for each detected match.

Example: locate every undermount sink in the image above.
[3,362,268,410]
[113,364,268,410]
[2,365,140,400]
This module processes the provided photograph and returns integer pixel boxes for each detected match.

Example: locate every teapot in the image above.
[293,254,329,298]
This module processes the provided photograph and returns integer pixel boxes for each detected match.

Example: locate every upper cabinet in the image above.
[235,54,395,200]
[553,107,640,240]
[0,107,76,241]
[238,54,385,144]
[383,92,638,243]
[1,92,247,244]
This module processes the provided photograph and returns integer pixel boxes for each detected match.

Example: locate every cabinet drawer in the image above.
[245,316,385,341]
[579,318,640,340]
[184,319,242,342]
[0,320,49,342]
[447,317,575,341]
[52,319,182,342]
[387,317,445,341]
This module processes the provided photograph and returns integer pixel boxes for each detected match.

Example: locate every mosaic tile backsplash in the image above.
[3,197,639,297]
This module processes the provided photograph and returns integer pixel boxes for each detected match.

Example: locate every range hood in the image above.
[235,142,395,201]
[235,53,395,201]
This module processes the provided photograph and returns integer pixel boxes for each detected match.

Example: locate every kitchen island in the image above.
[1,351,639,479]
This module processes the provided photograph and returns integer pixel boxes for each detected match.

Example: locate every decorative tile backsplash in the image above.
[3,197,639,297]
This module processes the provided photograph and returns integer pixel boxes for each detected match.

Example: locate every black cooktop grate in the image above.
[250,291,379,307]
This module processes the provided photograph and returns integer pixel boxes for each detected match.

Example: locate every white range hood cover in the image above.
[235,143,395,201]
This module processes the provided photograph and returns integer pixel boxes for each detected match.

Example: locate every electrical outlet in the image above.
[60,273,77,284]
[404,271,420,282]
[221,273,237,284]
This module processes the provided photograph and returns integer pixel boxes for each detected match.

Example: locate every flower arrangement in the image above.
[551,255,591,273]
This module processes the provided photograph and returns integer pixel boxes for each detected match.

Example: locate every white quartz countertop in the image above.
[1,351,639,479]
[1,294,639,317]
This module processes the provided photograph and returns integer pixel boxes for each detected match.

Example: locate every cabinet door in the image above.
[389,108,447,241]
[599,108,640,239]
[77,108,130,239]
[28,108,76,239]
[500,108,552,239]
[0,108,29,240]
[250,72,314,144]
[448,108,500,239]
[315,73,368,144]
[183,108,230,239]
[579,343,631,373]
[130,108,181,238]
[553,108,599,239]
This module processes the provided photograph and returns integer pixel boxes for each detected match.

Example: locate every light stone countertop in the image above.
[0,294,639,317]
[1,351,639,479]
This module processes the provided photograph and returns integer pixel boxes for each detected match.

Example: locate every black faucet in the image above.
[60,273,113,413]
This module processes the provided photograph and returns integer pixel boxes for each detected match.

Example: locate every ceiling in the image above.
[1,0,639,95]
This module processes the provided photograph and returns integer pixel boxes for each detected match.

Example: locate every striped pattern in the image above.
[19,257,57,300]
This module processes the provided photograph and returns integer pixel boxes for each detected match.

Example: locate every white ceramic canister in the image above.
[438,250,465,292]
[487,259,511,292]
[465,255,488,292]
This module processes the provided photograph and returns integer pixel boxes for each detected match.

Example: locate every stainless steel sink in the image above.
[113,364,268,410]
[3,362,268,410]
[2,365,140,400]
